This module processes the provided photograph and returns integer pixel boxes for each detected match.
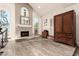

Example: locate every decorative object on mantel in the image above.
[20,7,30,25]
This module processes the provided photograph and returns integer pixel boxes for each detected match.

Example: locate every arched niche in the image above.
[20,7,30,25]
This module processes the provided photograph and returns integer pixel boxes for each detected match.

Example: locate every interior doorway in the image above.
[33,12,39,36]
[34,22,39,35]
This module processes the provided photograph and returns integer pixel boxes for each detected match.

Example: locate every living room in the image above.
[0,3,79,56]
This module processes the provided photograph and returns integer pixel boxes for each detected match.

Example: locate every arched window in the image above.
[20,7,30,25]
[21,7,29,17]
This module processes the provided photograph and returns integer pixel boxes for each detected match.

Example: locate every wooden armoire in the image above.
[54,10,76,46]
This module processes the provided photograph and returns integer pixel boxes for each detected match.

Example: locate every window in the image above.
[0,10,10,28]
[20,7,30,25]
[0,10,10,37]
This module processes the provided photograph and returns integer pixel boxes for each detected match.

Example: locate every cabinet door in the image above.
[54,14,62,33]
[63,12,73,33]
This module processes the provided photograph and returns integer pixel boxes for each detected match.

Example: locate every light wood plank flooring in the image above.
[0,37,76,56]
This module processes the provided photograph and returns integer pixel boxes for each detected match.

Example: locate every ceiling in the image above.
[29,3,76,16]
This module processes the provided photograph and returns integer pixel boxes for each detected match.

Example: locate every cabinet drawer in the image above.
[65,38,74,46]
[55,37,66,42]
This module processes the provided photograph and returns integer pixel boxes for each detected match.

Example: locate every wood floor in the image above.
[73,47,79,56]
[0,37,76,56]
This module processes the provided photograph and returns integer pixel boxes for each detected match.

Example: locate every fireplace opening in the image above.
[21,31,29,37]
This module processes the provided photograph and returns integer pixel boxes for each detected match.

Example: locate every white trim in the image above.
[17,24,32,27]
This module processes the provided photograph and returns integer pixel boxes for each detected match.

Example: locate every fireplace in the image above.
[21,31,29,37]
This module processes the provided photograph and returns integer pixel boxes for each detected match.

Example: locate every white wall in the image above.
[41,4,79,46]
[41,15,54,36]
[0,3,15,40]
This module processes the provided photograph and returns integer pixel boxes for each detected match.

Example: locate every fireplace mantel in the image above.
[17,24,32,27]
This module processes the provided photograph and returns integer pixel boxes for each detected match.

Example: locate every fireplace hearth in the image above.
[21,31,29,37]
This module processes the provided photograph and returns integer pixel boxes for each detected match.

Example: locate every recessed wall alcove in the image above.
[15,3,33,39]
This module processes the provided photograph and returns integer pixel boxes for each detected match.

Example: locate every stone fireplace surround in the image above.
[15,27,33,39]
[15,3,33,39]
